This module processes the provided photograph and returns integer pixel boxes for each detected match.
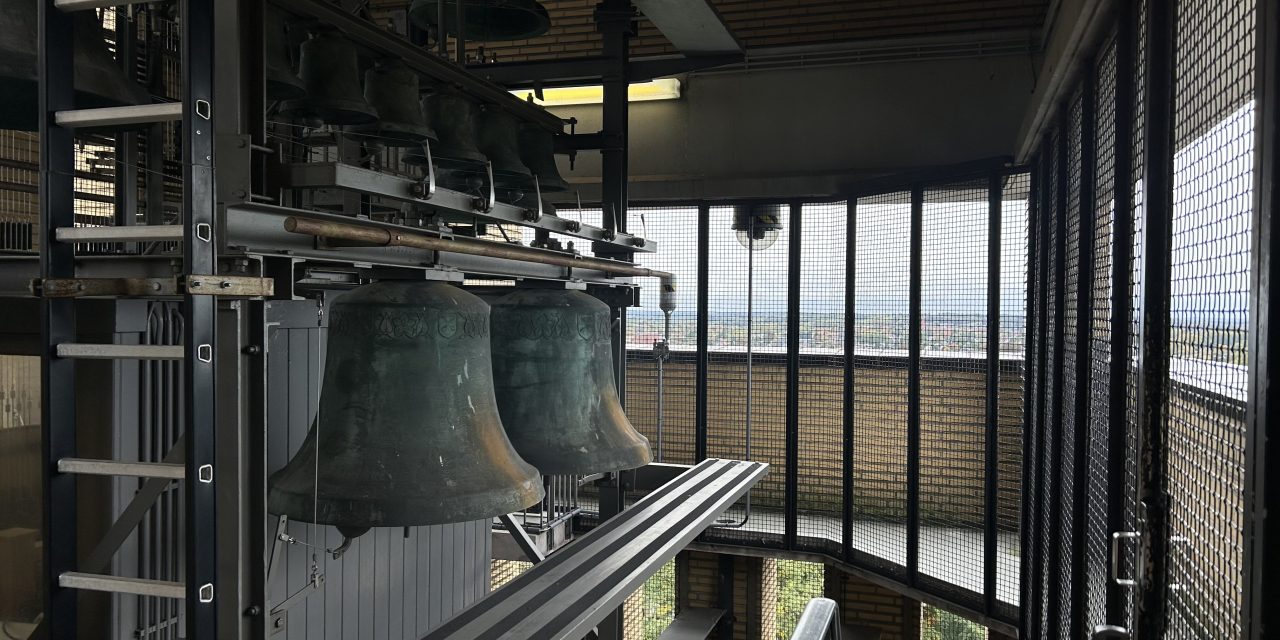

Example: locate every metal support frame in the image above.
[1047,109,1070,640]
[1246,0,1280,638]
[983,168,1002,616]
[1019,155,1042,638]
[1071,67,1098,640]
[1105,1,1137,627]
[906,185,923,584]
[784,202,801,550]
[1134,0,1176,634]
[696,204,710,461]
[1031,138,1054,640]
[842,198,856,563]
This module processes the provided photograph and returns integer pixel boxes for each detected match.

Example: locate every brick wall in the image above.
[626,358,1025,532]
[374,0,1048,62]
[824,565,920,640]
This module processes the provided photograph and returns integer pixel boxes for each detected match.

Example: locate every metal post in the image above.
[984,168,1002,616]
[907,184,922,584]
[1031,134,1054,640]
[39,0,79,636]
[183,0,218,635]
[1245,0,1279,636]
[842,198,857,563]
[1134,0,1176,634]
[785,202,801,550]
[1072,69,1099,640]
[1106,0,1137,625]
[114,7,138,237]
[454,0,466,64]
[696,203,710,461]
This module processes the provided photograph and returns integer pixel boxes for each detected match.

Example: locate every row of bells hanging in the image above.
[267,282,651,540]
[266,9,567,196]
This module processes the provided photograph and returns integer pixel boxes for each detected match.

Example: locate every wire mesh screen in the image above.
[490,560,533,592]
[622,560,676,639]
[1038,131,1060,639]
[626,206,700,465]
[917,180,987,607]
[772,560,825,639]
[1024,161,1045,637]
[795,202,847,554]
[1058,92,1084,638]
[999,172,1031,615]
[851,191,911,576]
[1083,36,1119,633]
[1166,0,1255,636]
[702,205,789,546]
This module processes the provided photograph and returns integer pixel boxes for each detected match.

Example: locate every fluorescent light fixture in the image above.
[510,78,681,106]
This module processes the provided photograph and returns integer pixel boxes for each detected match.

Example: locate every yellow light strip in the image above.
[511,78,681,107]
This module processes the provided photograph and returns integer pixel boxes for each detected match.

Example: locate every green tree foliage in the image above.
[921,605,986,640]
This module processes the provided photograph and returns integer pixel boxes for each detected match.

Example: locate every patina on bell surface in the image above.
[490,289,652,475]
[278,30,379,126]
[268,281,543,537]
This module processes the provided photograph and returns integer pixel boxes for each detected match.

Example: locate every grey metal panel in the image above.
[263,306,490,639]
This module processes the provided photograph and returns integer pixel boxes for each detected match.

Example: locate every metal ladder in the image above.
[38,0,218,638]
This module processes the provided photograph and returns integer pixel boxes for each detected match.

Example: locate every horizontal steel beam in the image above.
[278,162,655,252]
[55,224,185,243]
[271,0,562,132]
[633,0,743,55]
[423,458,767,640]
[54,103,183,128]
[55,344,185,360]
[59,572,184,599]
[57,458,186,479]
[470,54,744,88]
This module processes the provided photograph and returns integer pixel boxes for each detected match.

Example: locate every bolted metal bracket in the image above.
[411,139,437,201]
[33,275,274,298]
[474,161,497,213]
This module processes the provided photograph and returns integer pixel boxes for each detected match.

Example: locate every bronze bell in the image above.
[278,31,378,126]
[490,289,653,475]
[518,123,570,192]
[477,106,532,188]
[409,88,490,191]
[266,8,306,102]
[268,281,544,541]
[0,2,149,131]
[408,0,551,42]
[346,60,435,147]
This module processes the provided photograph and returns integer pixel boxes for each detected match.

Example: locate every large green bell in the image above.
[278,31,378,126]
[490,289,652,475]
[408,0,551,42]
[0,2,149,131]
[346,60,436,147]
[268,281,543,540]
[477,105,532,189]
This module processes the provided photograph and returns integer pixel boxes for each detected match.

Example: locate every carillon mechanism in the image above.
[477,104,533,191]
[518,122,570,192]
[411,86,490,190]
[347,59,437,146]
[490,289,653,475]
[267,281,544,547]
[278,30,379,126]
[408,0,552,42]
[0,1,148,130]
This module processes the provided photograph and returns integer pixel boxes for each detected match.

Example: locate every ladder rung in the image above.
[58,458,186,479]
[55,225,183,243]
[56,344,184,360]
[55,103,183,128]
[59,572,184,599]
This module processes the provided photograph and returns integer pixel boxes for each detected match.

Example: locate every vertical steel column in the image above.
[696,203,710,461]
[247,301,269,640]
[596,0,632,403]
[842,198,857,563]
[39,0,78,637]
[1030,142,1054,640]
[1047,110,1069,640]
[1106,0,1137,625]
[1071,68,1099,640]
[114,7,139,234]
[183,0,218,635]
[907,185,922,584]
[1020,157,1042,639]
[1244,0,1279,636]
[1134,0,1176,634]
[984,168,1002,616]
[784,202,801,550]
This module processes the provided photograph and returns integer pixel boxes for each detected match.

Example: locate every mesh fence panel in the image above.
[851,191,911,577]
[626,206,700,465]
[1083,36,1119,633]
[998,171,1031,615]
[1039,130,1060,639]
[703,205,789,546]
[772,560,825,639]
[622,560,676,640]
[1166,0,1255,636]
[796,202,847,553]
[917,180,988,605]
[1059,92,1084,639]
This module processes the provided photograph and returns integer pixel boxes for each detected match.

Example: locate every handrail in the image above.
[791,598,842,640]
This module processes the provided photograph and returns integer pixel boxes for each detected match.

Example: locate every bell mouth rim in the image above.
[278,98,380,127]
[266,480,544,529]
[345,122,439,148]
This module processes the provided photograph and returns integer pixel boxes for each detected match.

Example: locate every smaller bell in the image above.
[278,31,378,126]
[413,88,490,191]
[518,123,570,193]
[408,0,551,42]
[266,8,306,102]
[476,106,532,189]
[347,60,436,147]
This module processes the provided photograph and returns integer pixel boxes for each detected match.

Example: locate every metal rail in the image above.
[790,598,843,640]
[421,459,767,640]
